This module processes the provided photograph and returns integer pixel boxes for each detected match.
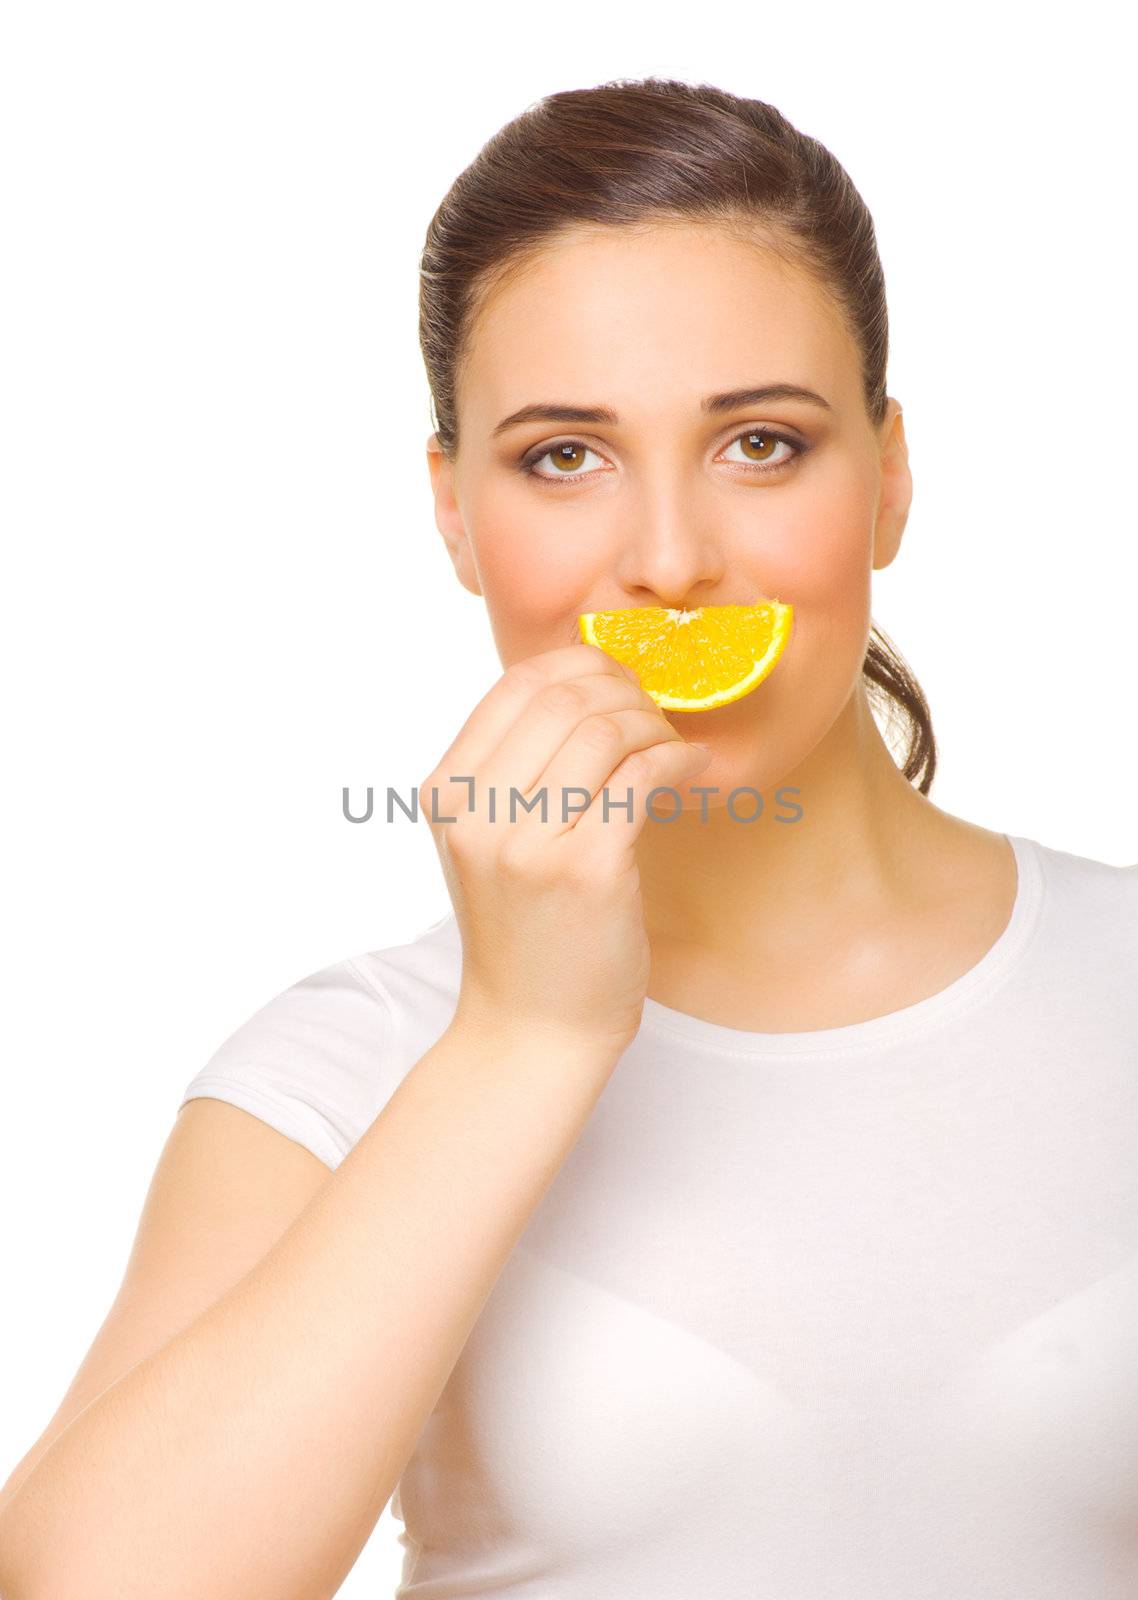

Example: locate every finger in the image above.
[477,679,667,824]
[572,735,712,850]
[504,704,683,836]
[424,644,640,798]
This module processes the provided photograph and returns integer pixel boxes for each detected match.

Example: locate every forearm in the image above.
[0,1015,620,1600]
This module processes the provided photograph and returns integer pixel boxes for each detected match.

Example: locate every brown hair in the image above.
[418,76,937,794]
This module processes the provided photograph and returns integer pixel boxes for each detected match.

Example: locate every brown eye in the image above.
[722,428,803,473]
[548,443,588,472]
[741,430,778,460]
[524,440,607,483]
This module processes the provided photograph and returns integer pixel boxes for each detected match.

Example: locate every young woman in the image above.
[2,77,1136,1600]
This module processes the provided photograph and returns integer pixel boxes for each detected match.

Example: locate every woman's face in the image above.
[427,221,911,788]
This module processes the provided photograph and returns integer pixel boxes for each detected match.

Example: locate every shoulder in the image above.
[179,910,463,1169]
[1028,835,1138,907]
[1024,834,1138,961]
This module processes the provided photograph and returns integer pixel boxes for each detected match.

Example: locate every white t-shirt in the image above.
[178,832,1138,1599]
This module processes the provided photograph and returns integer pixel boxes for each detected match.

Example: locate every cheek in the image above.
[467,476,557,587]
[754,457,876,630]
[752,470,872,606]
[464,481,614,662]
[477,535,560,615]
[786,522,872,666]
[730,488,875,726]
[465,497,585,665]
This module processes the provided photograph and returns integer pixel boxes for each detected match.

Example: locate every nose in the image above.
[615,481,726,610]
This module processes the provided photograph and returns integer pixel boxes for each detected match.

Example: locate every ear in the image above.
[426,432,482,597]
[871,399,913,572]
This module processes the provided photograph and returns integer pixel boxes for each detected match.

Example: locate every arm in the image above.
[0,1095,332,1524]
[0,1014,621,1600]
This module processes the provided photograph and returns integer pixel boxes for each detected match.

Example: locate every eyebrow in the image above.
[491,383,833,438]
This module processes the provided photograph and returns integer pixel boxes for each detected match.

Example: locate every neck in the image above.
[635,683,959,962]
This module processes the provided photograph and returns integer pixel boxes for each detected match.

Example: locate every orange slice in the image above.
[578,600,794,711]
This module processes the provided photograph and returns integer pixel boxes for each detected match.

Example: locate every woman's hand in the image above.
[421,643,712,1061]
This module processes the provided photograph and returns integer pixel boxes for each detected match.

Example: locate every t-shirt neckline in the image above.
[638,832,1046,1059]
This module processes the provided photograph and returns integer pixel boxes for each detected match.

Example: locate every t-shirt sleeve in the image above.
[177,956,396,1172]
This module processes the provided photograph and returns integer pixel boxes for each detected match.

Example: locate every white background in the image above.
[1,2,1134,1593]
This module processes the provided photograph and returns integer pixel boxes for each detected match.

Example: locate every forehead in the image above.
[459,222,859,431]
